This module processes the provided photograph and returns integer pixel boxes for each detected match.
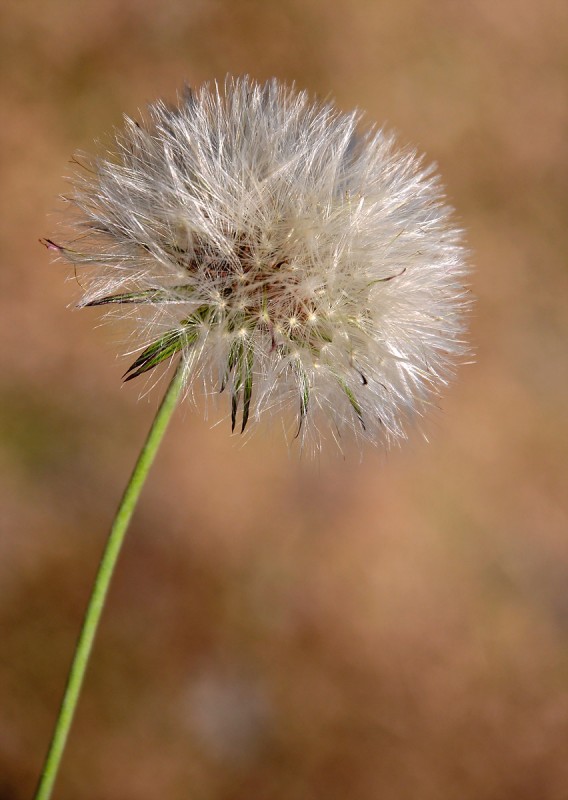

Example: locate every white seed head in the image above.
[48,76,470,449]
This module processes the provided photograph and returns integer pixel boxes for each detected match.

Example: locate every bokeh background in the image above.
[1,0,568,798]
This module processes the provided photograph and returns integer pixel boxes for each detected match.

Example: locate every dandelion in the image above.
[46,75,469,447]
[35,77,470,800]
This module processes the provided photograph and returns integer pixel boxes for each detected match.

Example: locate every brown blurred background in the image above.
[1,0,568,798]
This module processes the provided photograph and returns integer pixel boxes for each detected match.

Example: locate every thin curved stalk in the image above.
[34,358,186,800]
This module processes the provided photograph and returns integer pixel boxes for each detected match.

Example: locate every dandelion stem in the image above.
[33,358,186,800]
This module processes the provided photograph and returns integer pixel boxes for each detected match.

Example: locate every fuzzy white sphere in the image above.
[48,76,470,449]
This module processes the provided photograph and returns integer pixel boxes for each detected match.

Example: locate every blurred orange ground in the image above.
[1,1,568,798]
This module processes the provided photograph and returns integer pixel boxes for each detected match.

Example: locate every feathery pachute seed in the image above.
[47,76,470,448]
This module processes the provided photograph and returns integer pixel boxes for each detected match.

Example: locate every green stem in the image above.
[34,358,186,800]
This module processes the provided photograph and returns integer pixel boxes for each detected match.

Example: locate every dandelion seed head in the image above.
[48,76,470,449]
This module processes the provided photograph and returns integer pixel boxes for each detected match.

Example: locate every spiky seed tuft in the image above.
[47,76,470,449]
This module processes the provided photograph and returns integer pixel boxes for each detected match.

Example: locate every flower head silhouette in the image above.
[46,76,469,447]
